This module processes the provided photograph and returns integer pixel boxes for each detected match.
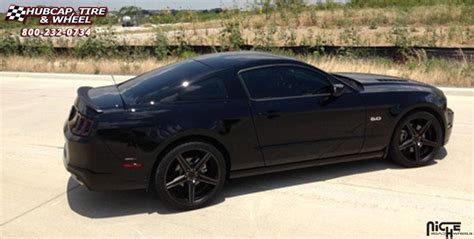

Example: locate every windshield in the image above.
[118,60,211,105]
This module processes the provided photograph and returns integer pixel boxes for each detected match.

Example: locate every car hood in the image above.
[332,72,440,94]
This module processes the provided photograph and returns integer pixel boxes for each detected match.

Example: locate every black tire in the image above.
[389,111,443,167]
[155,141,226,210]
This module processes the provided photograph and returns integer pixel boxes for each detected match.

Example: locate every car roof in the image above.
[192,51,306,70]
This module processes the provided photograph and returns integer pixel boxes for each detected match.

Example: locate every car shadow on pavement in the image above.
[67,147,447,218]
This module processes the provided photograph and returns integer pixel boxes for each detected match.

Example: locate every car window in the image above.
[118,60,211,105]
[178,77,227,101]
[126,77,227,104]
[240,66,331,99]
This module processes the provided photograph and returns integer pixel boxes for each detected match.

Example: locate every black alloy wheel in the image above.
[155,141,226,210]
[389,111,442,167]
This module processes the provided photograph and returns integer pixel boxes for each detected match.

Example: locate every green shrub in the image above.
[219,18,244,50]
[339,27,362,46]
[253,23,277,50]
[0,32,21,56]
[153,29,169,60]
[0,31,53,57]
[74,31,118,58]
[20,37,54,57]
[388,27,413,48]
[172,26,190,56]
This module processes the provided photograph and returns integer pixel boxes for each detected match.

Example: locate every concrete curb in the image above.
[436,87,474,96]
[0,71,133,82]
[1,71,472,96]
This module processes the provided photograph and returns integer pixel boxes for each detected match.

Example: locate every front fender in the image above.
[360,90,445,154]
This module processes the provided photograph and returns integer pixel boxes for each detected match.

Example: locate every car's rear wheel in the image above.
[389,111,442,167]
[155,141,226,210]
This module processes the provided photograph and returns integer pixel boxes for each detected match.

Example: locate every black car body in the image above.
[64,52,453,209]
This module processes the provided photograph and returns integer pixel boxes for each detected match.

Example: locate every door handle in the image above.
[262,110,280,119]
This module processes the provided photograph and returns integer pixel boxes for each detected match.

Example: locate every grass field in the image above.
[0,1,472,87]
[1,54,471,87]
[143,4,474,47]
[1,2,473,47]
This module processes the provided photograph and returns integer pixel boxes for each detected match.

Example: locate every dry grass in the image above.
[43,25,473,48]
[0,55,471,87]
[101,4,474,47]
[142,25,473,47]
[110,25,473,48]
[305,57,472,87]
[145,5,472,31]
[34,4,473,47]
[3,4,472,47]
[0,56,177,75]
[295,5,470,28]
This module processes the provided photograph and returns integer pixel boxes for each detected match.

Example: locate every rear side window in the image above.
[118,60,211,105]
[240,66,331,99]
[179,77,227,101]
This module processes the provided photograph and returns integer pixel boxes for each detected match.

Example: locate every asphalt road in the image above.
[1,73,473,238]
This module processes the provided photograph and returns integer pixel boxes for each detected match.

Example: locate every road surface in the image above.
[1,73,473,238]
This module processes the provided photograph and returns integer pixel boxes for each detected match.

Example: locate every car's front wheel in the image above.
[155,141,226,210]
[389,111,443,167]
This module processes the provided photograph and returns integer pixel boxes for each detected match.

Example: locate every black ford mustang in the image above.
[64,52,453,210]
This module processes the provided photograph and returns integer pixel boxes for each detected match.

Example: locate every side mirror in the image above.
[332,83,345,97]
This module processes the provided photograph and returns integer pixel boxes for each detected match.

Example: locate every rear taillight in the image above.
[69,110,94,136]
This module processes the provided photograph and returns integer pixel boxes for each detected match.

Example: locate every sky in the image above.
[1,0,348,11]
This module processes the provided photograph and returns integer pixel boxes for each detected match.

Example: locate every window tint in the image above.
[178,77,227,101]
[240,66,331,99]
[118,60,210,105]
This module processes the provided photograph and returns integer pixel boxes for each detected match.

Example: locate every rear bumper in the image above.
[63,124,147,191]
[64,160,145,191]
[443,107,454,145]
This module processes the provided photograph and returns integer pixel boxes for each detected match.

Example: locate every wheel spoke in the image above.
[421,138,438,147]
[399,139,415,151]
[197,174,218,186]
[419,120,432,135]
[166,175,186,189]
[194,152,211,171]
[176,154,192,171]
[187,181,195,203]
[406,123,417,137]
[166,148,220,204]
[414,144,421,161]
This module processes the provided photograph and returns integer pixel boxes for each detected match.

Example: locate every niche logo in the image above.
[426,221,472,239]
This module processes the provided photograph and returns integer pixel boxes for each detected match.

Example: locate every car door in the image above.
[239,65,366,166]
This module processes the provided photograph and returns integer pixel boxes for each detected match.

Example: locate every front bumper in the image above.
[443,107,454,145]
